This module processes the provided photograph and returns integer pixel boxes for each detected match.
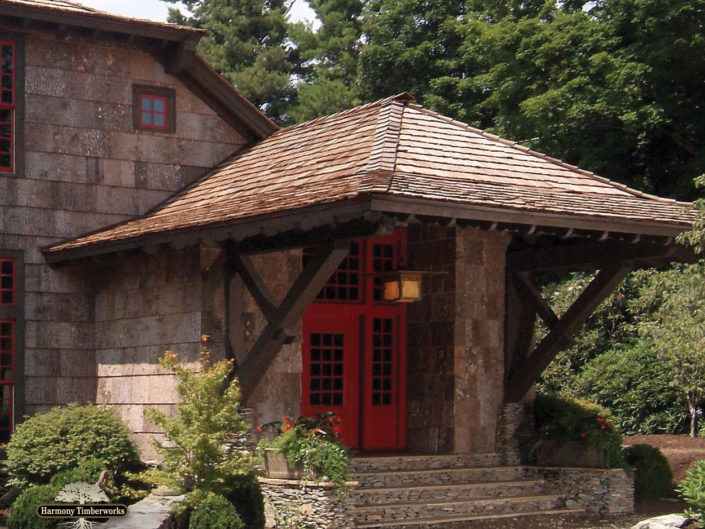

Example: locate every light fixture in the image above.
[380,270,445,303]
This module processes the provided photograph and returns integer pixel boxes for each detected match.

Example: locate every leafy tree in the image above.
[163,0,295,123]
[287,0,364,121]
[358,0,468,113]
[143,343,256,494]
[637,262,705,437]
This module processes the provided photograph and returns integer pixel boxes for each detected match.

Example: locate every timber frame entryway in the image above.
[301,229,407,451]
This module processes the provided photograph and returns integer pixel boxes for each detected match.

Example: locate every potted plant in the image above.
[533,393,624,468]
[257,412,351,493]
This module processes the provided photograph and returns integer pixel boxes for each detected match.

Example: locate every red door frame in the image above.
[301,230,407,451]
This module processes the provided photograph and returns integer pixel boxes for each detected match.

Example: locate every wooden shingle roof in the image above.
[46,94,695,261]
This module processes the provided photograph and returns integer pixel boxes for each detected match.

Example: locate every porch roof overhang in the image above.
[43,193,693,266]
[43,92,696,267]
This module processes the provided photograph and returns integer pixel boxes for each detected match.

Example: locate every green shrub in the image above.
[189,493,244,529]
[678,460,705,521]
[534,393,624,467]
[225,473,265,529]
[572,340,689,435]
[6,403,140,488]
[623,444,673,500]
[7,484,60,529]
[49,457,107,489]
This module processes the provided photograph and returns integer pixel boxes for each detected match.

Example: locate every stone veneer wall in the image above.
[0,24,245,422]
[93,245,228,458]
[407,225,510,454]
[406,225,456,452]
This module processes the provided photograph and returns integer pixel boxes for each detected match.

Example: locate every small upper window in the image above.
[0,40,15,172]
[139,94,168,130]
[0,258,15,305]
[133,85,175,133]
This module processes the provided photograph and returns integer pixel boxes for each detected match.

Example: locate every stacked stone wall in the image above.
[541,467,634,514]
[259,478,353,529]
[0,24,246,439]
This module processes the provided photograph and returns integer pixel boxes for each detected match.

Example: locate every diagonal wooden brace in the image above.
[506,264,632,403]
[233,239,351,401]
[514,272,558,327]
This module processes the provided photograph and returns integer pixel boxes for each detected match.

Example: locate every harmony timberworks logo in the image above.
[37,481,127,528]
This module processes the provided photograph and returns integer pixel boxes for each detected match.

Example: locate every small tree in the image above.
[639,263,705,437]
[144,339,256,495]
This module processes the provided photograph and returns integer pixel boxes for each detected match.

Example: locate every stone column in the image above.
[453,227,510,454]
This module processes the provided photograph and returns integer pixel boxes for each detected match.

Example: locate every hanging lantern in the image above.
[380,270,445,303]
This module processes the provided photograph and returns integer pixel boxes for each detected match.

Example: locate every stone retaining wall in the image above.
[541,467,634,514]
[259,478,354,529]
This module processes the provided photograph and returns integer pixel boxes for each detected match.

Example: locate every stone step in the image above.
[351,453,503,473]
[351,494,565,525]
[353,479,546,506]
[353,508,583,529]
[352,466,537,488]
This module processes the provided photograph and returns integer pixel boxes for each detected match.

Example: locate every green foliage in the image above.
[572,339,688,435]
[224,473,265,529]
[678,460,705,521]
[538,267,699,436]
[637,262,705,436]
[143,347,256,496]
[287,0,364,121]
[163,0,295,124]
[7,484,60,529]
[188,493,244,529]
[258,413,350,493]
[48,458,106,488]
[6,403,140,488]
[534,393,623,468]
[623,444,673,500]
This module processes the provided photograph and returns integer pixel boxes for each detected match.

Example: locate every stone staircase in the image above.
[349,454,581,529]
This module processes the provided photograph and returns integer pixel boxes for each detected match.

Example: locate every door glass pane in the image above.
[371,318,393,406]
[309,333,344,407]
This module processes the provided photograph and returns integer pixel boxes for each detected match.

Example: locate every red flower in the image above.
[256,426,263,432]
[579,432,587,438]
[600,425,606,430]
[596,417,605,423]
[284,424,293,431]
[332,425,342,434]
[283,415,291,421]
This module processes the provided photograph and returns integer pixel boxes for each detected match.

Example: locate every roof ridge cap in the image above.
[361,96,408,192]
[408,103,692,207]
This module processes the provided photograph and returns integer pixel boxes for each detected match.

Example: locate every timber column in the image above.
[453,227,510,453]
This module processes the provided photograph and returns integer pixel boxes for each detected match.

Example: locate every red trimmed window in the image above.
[139,94,168,130]
[0,320,13,439]
[0,40,14,172]
[0,258,14,305]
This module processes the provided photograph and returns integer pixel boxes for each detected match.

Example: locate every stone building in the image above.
[0,0,697,525]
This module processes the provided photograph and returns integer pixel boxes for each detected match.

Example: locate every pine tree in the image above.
[164,0,296,124]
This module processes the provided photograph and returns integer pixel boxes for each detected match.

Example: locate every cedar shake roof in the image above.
[46,94,695,261]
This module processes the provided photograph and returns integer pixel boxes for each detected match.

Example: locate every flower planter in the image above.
[535,440,606,468]
[263,448,307,479]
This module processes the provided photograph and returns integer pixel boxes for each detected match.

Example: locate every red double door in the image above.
[301,230,407,451]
